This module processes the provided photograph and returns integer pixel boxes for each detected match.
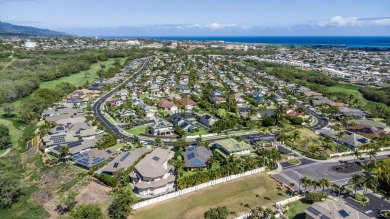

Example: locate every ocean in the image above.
[107,36,390,49]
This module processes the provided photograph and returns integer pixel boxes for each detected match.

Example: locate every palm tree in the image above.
[59,145,70,163]
[336,131,346,153]
[367,150,377,165]
[318,178,331,192]
[299,176,311,196]
[312,180,320,192]
[331,183,340,195]
[353,150,362,165]
[349,174,363,195]
[360,196,369,209]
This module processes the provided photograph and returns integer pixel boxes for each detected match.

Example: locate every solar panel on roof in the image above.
[187,152,195,160]
[338,210,349,218]
[152,156,160,161]
[320,216,330,219]
[120,152,130,161]
[113,163,119,168]
[191,159,205,167]
[307,207,321,216]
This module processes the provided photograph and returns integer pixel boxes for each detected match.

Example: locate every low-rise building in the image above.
[184,146,212,169]
[149,118,174,136]
[213,138,253,157]
[99,148,151,175]
[199,114,218,127]
[131,148,175,196]
[304,200,370,219]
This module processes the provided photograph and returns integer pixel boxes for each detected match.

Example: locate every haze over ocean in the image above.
[103,36,390,49]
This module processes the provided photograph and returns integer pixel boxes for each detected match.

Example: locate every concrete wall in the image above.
[132,167,266,209]
[329,147,390,158]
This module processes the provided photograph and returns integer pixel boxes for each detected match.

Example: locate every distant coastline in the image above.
[101,36,390,49]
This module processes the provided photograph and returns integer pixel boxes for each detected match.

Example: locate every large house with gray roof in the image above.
[98,148,151,175]
[184,146,212,169]
[130,148,175,196]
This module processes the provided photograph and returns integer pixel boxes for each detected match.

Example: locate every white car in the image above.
[163,139,172,142]
[139,140,147,145]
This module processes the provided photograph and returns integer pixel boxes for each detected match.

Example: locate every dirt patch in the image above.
[31,189,54,205]
[40,170,77,188]
[75,180,112,206]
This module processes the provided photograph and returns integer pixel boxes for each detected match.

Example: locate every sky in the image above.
[0,0,389,36]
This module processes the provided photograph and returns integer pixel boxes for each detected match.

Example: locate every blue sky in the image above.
[0,0,389,36]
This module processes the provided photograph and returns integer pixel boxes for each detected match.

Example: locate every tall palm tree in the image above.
[353,150,362,165]
[299,176,311,196]
[367,150,377,166]
[318,178,331,192]
[331,183,340,195]
[59,145,70,163]
[336,131,346,153]
[349,174,363,195]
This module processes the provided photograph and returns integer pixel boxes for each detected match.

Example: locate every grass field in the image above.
[130,174,287,219]
[185,126,210,136]
[327,83,369,105]
[284,199,310,219]
[40,57,126,89]
[0,118,22,148]
[127,125,148,136]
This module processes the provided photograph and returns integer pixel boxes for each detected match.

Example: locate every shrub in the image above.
[94,173,118,187]
[305,192,327,203]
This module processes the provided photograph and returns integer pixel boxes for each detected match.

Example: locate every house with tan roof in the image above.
[130,148,175,196]
[179,97,197,111]
[159,99,178,112]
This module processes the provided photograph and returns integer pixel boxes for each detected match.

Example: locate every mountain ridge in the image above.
[0,21,70,36]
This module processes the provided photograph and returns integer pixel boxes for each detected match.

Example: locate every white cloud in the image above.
[373,18,390,26]
[317,16,390,27]
[317,16,359,27]
[173,22,250,30]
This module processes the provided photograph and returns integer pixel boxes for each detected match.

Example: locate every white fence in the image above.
[329,147,390,158]
[275,195,303,209]
[132,167,266,209]
[186,133,218,139]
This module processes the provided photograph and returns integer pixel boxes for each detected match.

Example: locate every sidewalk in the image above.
[278,144,390,163]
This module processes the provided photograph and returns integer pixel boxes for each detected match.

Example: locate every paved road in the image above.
[93,60,150,141]
[276,91,328,130]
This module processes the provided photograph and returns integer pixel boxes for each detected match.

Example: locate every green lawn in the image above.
[107,143,125,151]
[127,125,149,136]
[130,174,288,219]
[185,126,210,136]
[327,83,369,105]
[284,199,310,219]
[40,57,126,89]
[0,118,22,148]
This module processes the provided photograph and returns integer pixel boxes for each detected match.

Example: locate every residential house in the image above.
[337,108,367,119]
[131,148,175,196]
[199,114,218,127]
[213,138,253,157]
[210,95,226,104]
[149,118,174,136]
[184,146,212,169]
[171,115,198,132]
[346,124,384,138]
[159,99,178,112]
[179,97,197,111]
[176,84,191,93]
[99,148,151,175]
[139,103,157,118]
[72,149,118,169]
[304,200,370,219]
[318,129,374,149]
